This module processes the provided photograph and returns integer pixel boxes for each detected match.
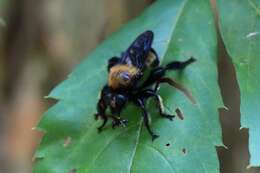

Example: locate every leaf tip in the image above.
[239,126,248,131]
[217,143,228,149]
[43,95,50,99]
[64,136,72,148]
[222,105,229,111]
[33,126,47,133]
[32,155,44,163]
[246,165,252,169]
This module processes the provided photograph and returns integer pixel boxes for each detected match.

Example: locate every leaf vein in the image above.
[128,119,143,173]
[143,144,176,173]
[248,0,260,16]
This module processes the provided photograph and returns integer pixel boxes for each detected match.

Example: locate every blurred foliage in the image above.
[0,1,151,173]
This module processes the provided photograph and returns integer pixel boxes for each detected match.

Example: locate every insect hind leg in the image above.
[165,57,196,71]
[156,77,196,104]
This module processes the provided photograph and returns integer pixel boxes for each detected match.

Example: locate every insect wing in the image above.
[121,31,154,69]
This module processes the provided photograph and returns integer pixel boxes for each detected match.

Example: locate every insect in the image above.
[95,30,196,140]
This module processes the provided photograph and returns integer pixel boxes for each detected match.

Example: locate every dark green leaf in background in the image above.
[33,0,223,172]
[217,0,260,167]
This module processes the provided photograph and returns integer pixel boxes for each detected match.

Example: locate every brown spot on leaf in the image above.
[68,169,77,173]
[166,143,170,147]
[64,136,72,147]
[182,148,187,155]
[175,108,184,120]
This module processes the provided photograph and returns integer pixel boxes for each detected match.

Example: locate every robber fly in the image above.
[95,30,196,140]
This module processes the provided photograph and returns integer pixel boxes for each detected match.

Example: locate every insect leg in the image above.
[95,98,108,132]
[110,115,128,128]
[139,67,166,89]
[136,98,159,141]
[157,77,196,104]
[165,57,196,71]
[142,89,175,121]
[138,57,196,89]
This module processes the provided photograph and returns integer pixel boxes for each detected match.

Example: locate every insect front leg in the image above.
[110,114,128,129]
[136,98,159,141]
[95,98,108,132]
[109,94,129,128]
[109,109,128,129]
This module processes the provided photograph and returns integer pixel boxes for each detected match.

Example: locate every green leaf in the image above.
[217,0,260,167]
[33,0,223,173]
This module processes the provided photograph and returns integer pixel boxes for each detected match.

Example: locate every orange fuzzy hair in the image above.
[108,64,139,89]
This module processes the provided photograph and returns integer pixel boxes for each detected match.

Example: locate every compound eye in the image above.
[119,72,131,83]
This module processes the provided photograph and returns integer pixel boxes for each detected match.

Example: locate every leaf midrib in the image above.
[128,119,143,173]
[127,0,189,172]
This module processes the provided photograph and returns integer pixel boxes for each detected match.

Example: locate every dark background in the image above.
[0,0,259,173]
